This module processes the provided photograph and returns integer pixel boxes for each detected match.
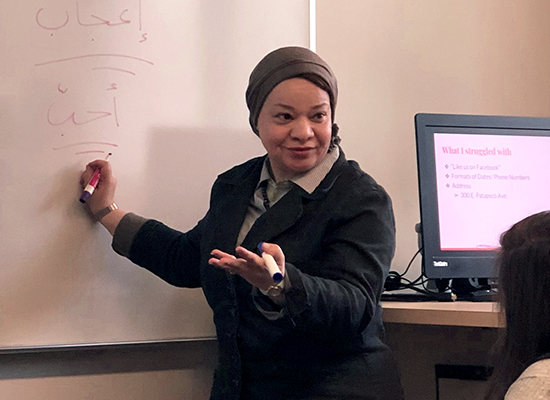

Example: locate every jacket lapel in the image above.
[215,149,347,253]
[240,149,347,250]
[212,157,264,252]
[241,187,304,249]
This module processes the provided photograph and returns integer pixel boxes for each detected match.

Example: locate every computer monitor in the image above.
[415,113,550,280]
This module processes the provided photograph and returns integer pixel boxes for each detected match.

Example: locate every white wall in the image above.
[317,2,550,398]
[316,0,550,279]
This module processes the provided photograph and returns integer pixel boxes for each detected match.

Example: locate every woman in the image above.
[484,211,550,400]
[81,46,404,400]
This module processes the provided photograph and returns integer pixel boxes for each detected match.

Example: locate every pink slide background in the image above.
[434,133,550,250]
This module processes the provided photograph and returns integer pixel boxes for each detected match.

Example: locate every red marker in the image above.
[79,153,111,203]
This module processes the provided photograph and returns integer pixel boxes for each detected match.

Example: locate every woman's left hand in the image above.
[209,242,285,292]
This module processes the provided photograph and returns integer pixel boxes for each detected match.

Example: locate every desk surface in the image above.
[382,301,502,328]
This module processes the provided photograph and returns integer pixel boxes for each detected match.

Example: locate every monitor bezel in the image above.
[415,112,550,279]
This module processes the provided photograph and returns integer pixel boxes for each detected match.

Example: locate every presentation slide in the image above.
[434,132,550,251]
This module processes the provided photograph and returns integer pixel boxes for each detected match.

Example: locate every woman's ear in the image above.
[329,123,340,152]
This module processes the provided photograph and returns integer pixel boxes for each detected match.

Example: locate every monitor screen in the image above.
[415,113,550,279]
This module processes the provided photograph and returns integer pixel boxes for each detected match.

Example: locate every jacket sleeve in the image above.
[283,174,395,343]
[117,214,206,289]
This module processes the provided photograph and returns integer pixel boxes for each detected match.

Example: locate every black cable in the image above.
[401,247,422,277]
[383,247,457,301]
[384,247,423,292]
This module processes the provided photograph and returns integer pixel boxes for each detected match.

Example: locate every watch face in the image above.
[267,285,283,297]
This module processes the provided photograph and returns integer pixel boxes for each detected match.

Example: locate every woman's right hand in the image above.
[80,160,118,217]
[79,159,131,237]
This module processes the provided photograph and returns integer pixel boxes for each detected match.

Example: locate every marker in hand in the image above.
[79,153,112,203]
[257,242,283,283]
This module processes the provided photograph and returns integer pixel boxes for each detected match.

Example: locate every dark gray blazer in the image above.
[123,149,400,400]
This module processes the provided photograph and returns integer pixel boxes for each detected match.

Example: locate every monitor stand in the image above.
[432,278,497,302]
[456,289,497,302]
[451,278,497,302]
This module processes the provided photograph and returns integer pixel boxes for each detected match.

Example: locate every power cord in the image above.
[383,247,422,292]
[383,247,457,301]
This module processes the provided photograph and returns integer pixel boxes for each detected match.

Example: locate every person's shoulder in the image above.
[332,152,387,195]
[321,152,393,219]
[505,358,550,399]
[522,358,550,378]
[343,159,378,185]
[216,155,265,183]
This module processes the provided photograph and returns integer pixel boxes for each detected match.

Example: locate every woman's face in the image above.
[256,78,332,181]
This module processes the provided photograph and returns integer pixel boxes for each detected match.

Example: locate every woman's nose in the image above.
[290,118,314,140]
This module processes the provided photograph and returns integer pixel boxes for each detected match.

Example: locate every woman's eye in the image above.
[276,113,293,121]
[313,112,326,120]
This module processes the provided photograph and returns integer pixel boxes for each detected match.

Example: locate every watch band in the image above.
[260,278,285,298]
[95,203,118,221]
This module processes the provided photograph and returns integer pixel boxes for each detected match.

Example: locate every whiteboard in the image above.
[0,0,309,349]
